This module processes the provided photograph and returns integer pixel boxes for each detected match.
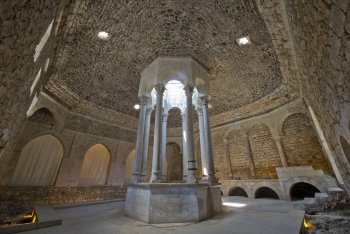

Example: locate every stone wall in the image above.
[211,98,334,182]
[282,113,331,172]
[0,186,126,220]
[286,0,350,192]
[0,0,67,184]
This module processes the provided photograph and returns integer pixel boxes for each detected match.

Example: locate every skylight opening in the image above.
[34,19,54,62]
[98,31,110,40]
[237,36,251,46]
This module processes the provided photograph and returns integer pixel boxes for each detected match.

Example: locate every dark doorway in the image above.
[254,187,279,199]
[228,187,248,197]
[290,182,320,201]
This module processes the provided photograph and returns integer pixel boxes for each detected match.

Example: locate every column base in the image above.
[130,174,139,183]
[149,172,160,183]
[207,174,218,185]
[186,171,198,183]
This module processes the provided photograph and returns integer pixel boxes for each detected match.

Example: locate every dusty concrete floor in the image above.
[22,197,305,234]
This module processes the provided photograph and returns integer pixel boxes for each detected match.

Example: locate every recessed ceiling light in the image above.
[134,104,140,110]
[98,31,110,40]
[237,36,251,46]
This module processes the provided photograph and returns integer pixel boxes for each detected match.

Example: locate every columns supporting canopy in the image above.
[197,105,208,179]
[130,96,149,183]
[150,84,166,183]
[160,112,168,181]
[184,85,197,183]
[200,96,218,185]
[181,111,188,180]
[140,106,153,182]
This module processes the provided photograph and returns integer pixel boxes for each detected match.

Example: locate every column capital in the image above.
[154,84,166,96]
[195,105,203,115]
[146,106,154,115]
[139,96,150,105]
[200,96,209,105]
[183,85,194,96]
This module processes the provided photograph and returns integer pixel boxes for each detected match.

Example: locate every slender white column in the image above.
[181,112,188,180]
[140,106,153,182]
[150,84,165,183]
[274,137,288,167]
[184,86,197,183]
[201,96,218,185]
[160,112,168,181]
[130,96,149,183]
[196,105,208,179]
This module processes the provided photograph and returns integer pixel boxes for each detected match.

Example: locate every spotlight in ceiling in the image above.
[97,31,110,40]
[237,36,251,46]
[134,104,140,110]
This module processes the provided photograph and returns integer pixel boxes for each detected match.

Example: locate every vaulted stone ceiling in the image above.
[45,0,283,127]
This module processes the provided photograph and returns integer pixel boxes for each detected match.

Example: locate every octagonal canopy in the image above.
[139,56,210,98]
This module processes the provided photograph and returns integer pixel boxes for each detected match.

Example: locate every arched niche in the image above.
[10,135,63,186]
[340,136,350,165]
[79,144,111,185]
[228,187,248,197]
[124,149,136,184]
[289,182,320,201]
[248,123,281,179]
[254,187,279,199]
[282,113,331,173]
[166,142,182,181]
[227,129,250,179]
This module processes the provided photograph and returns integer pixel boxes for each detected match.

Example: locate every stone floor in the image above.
[22,197,305,234]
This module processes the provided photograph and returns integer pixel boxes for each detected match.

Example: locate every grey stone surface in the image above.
[125,183,222,223]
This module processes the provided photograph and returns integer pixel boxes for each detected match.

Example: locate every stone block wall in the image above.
[286,0,350,192]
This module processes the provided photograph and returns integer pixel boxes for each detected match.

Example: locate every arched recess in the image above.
[248,123,281,179]
[166,142,182,181]
[28,108,55,127]
[124,149,136,184]
[229,187,248,197]
[254,187,279,199]
[289,182,320,201]
[79,144,111,185]
[227,129,251,179]
[340,136,350,165]
[10,135,63,186]
[282,113,331,173]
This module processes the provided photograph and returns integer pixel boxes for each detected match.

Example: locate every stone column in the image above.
[201,96,218,185]
[274,137,288,167]
[160,112,168,181]
[184,86,197,183]
[150,84,165,183]
[140,106,153,182]
[130,96,149,183]
[196,105,208,179]
[181,111,188,180]
[224,139,233,179]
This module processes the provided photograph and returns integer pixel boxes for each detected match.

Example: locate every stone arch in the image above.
[124,149,136,184]
[340,136,350,165]
[254,187,279,199]
[248,123,281,179]
[228,187,248,197]
[282,113,331,173]
[79,144,111,185]
[10,135,64,186]
[227,129,251,179]
[28,108,55,127]
[166,142,182,181]
[289,182,321,201]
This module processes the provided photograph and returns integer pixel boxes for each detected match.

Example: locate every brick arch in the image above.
[281,113,331,173]
[228,186,248,197]
[227,129,251,179]
[248,123,281,179]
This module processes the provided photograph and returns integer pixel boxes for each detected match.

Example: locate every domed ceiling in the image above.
[45,0,283,127]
